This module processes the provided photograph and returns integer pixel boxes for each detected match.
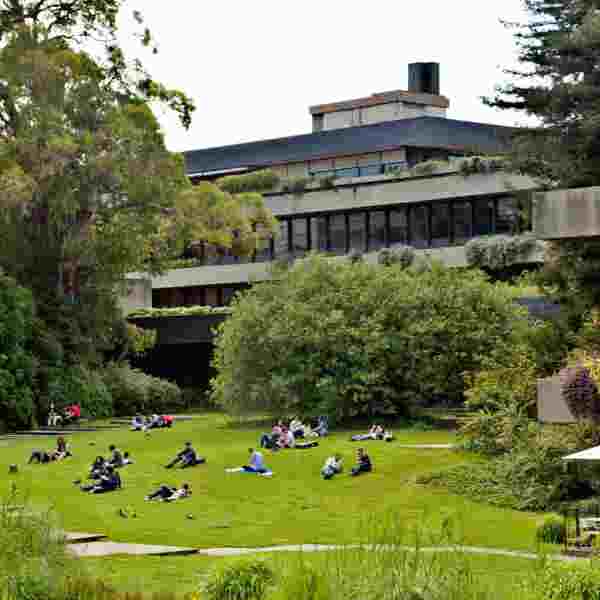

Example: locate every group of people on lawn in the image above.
[47,403,81,427]
[26,417,384,501]
[259,416,328,450]
[131,414,174,432]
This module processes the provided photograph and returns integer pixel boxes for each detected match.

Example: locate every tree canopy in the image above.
[487,0,600,188]
[0,1,277,362]
[210,255,533,419]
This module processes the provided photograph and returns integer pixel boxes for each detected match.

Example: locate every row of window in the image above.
[197,196,526,266]
[309,161,407,180]
[153,284,250,308]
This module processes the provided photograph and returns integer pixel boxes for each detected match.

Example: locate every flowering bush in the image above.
[560,363,600,423]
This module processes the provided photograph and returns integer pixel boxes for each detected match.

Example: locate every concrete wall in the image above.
[321,101,446,130]
[118,276,152,315]
[266,172,537,217]
[534,186,600,240]
[537,376,575,424]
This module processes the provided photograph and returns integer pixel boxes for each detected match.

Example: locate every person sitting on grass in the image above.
[226,448,272,476]
[321,454,343,480]
[89,455,107,479]
[165,441,206,469]
[313,415,329,437]
[278,427,296,449]
[145,483,191,502]
[131,415,145,431]
[351,448,372,477]
[161,415,174,428]
[28,437,71,464]
[81,465,121,493]
[260,422,283,450]
[289,417,305,438]
[108,444,124,468]
[122,451,134,466]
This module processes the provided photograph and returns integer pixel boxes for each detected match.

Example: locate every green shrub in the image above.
[217,170,280,194]
[0,273,36,430]
[532,562,600,600]
[47,364,113,418]
[281,177,310,196]
[465,234,540,271]
[211,254,533,418]
[129,306,231,319]
[203,559,274,600]
[377,246,415,268]
[103,362,182,415]
[536,515,566,544]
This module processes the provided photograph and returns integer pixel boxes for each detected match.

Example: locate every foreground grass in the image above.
[0,414,542,551]
[81,552,541,596]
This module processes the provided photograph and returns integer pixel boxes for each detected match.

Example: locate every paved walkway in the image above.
[65,536,576,561]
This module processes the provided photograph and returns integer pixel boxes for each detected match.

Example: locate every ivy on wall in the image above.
[465,234,541,271]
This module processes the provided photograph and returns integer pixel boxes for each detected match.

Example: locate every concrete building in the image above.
[126,63,540,312]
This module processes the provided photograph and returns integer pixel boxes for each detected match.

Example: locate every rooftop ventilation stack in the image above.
[408,62,440,96]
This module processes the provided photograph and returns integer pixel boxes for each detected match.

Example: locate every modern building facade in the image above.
[123,63,539,312]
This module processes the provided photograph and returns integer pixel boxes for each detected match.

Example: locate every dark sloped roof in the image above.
[184,116,514,176]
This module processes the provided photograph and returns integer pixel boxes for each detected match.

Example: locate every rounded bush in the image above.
[536,515,566,544]
[204,559,274,600]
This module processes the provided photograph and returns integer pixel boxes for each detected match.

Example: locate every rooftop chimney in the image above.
[408,62,440,96]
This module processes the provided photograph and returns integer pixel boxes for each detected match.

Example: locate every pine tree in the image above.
[487,0,600,188]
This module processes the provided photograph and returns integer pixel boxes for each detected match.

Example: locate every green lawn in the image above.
[81,551,541,596]
[0,414,544,553]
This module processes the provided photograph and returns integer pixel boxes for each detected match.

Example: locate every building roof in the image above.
[309,89,450,114]
[184,117,514,177]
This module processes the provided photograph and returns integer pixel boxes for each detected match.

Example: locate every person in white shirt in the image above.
[321,454,343,480]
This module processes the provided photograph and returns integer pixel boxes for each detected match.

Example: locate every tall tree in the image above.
[0,2,276,362]
[488,1,600,316]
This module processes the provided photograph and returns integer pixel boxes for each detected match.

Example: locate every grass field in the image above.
[0,414,546,554]
[81,551,543,596]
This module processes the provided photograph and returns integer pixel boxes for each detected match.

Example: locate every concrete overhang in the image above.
[534,186,600,240]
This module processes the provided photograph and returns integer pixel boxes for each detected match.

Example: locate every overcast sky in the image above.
[119,1,532,153]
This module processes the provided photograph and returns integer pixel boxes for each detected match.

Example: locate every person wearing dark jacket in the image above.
[165,442,205,469]
[351,448,372,476]
[81,465,121,493]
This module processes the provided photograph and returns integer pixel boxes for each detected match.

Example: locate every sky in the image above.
[118,1,532,153]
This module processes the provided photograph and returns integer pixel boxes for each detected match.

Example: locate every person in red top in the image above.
[162,415,174,428]
[63,404,81,424]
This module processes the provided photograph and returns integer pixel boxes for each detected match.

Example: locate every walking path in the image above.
[66,535,576,561]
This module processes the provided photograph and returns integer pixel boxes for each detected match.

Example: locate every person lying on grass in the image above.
[131,414,145,431]
[80,465,121,493]
[165,441,206,469]
[28,436,71,464]
[351,424,393,442]
[145,483,191,502]
[351,448,372,477]
[321,454,343,480]
[226,448,272,476]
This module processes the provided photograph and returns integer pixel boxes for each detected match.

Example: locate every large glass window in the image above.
[292,218,309,257]
[359,164,383,177]
[274,220,291,261]
[496,197,519,235]
[336,167,360,178]
[389,208,408,246]
[431,203,450,247]
[254,224,272,263]
[410,205,429,248]
[349,213,366,252]
[330,214,346,255]
[368,211,386,251]
[453,202,472,243]
[473,198,494,236]
[316,216,329,252]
